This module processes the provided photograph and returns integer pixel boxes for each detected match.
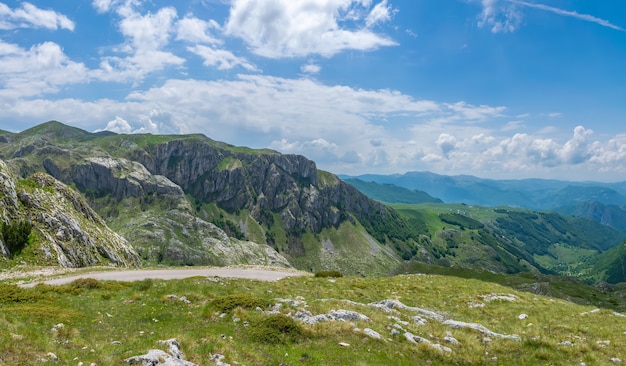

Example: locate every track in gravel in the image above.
[20,267,308,288]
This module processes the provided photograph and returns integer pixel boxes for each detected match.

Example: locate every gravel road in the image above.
[20,267,308,288]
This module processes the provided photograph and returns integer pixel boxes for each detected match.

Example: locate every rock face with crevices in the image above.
[0,159,140,267]
[0,121,407,274]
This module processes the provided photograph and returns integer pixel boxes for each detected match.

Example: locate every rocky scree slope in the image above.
[0,122,411,274]
[0,159,140,267]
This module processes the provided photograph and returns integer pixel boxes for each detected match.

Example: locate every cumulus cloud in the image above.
[224,0,398,58]
[0,40,89,98]
[188,45,257,71]
[0,2,75,30]
[99,116,133,133]
[436,133,458,158]
[88,3,185,82]
[119,7,177,50]
[3,73,626,180]
[434,126,606,175]
[560,125,592,164]
[176,15,221,44]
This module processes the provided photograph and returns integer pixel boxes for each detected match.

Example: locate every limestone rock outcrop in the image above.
[0,159,140,267]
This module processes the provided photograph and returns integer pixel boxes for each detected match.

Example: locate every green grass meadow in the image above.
[1,272,625,365]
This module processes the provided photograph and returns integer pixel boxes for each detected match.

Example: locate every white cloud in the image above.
[0,41,89,98]
[100,116,133,133]
[92,0,140,16]
[502,120,524,131]
[176,15,221,44]
[445,101,506,121]
[301,62,321,74]
[89,4,184,82]
[187,45,257,71]
[365,0,394,28]
[3,65,625,180]
[560,125,592,164]
[270,138,340,163]
[224,0,398,58]
[477,0,522,33]
[404,123,626,180]
[0,2,74,31]
[119,7,177,50]
[436,133,458,158]
[510,0,625,32]
[477,0,625,34]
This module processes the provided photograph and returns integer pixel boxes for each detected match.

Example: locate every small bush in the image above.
[314,270,343,278]
[2,220,32,258]
[211,294,267,313]
[0,284,46,303]
[133,278,154,291]
[70,278,101,290]
[249,314,303,344]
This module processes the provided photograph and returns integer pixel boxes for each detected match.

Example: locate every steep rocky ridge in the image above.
[0,122,407,274]
[0,159,140,267]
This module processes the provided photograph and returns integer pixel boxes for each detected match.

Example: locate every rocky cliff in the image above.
[0,159,140,267]
[0,122,408,274]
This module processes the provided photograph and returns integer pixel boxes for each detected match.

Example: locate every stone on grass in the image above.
[210,353,230,366]
[370,300,445,321]
[291,309,369,324]
[404,332,451,353]
[125,338,197,366]
[363,328,383,340]
[443,320,521,341]
[482,293,516,302]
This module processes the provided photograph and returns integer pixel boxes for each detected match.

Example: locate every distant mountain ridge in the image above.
[343,178,442,204]
[341,171,626,233]
[340,171,626,209]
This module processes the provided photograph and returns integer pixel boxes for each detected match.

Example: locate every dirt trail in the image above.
[19,267,308,287]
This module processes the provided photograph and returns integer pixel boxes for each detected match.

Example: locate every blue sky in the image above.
[0,0,625,181]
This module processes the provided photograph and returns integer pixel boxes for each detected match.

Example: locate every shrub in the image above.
[0,284,46,303]
[249,314,303,344]
[211,294,267,313]
[2,220,32,258]
[314,270,343,278]
[70,278,102,290]
[133,278,154,291]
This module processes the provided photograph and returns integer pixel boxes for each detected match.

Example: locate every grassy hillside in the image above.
[394,261,626,311]
[1,273,625,365]
[593,243,626,284]
[387,203,626,283]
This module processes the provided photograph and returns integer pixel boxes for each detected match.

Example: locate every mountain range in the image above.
[1,121,626,285]
[341,172,626,233]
